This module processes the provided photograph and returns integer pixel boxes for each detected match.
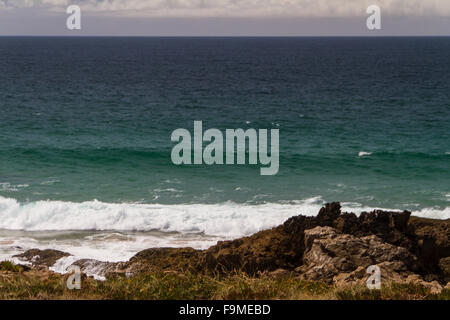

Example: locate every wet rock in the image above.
[13,249,71,268]
[72,259,122,279]
[119,248,202,276]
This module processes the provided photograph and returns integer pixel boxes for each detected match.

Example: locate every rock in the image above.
[72,259,122,279]
[266,268,291,278]
[410,216,450,266]
[118,248,202,276]
[424,281,443,294]
[438,256,450,282]
[332,266,368,287]
[296,226,419,283]
[13,249,71,268]
[405,275,443,294]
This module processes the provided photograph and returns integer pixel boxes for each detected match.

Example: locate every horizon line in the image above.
[1,35,450,38]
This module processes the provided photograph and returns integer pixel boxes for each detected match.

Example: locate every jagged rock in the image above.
[72,259,122,279]
[405,275,443,294]
[118,248,202,276]
[296,226,418,283]
[13,249,71,268]
[438,256,450,282]
[333,262,410,287]
[410,216,450,266]
[199,202,419,274]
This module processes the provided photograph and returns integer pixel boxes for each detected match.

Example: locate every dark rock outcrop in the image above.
[13,249,71,268]
[196,203,423,275]
[410,216,450,270]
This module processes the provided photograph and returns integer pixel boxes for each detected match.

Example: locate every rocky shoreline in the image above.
[9,203,450,294]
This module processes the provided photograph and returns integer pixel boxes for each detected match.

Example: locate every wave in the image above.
[0,196,324,237]
[0,196,448,237]
[340,202,450,220]
[358,151,372,157]
[0,183,29,192]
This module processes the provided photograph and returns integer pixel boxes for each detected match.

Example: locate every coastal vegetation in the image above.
[1,265,449,300]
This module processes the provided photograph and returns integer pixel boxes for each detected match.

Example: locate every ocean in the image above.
[0,37,449,265]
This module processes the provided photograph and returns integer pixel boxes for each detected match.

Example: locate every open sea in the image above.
[0,37,449,265]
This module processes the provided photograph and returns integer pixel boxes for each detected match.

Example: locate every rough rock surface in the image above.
[438,256,450,283]
[296,226,418,283]
[13,249,71,268]
[72,259,122,279]
[410,216,450,271]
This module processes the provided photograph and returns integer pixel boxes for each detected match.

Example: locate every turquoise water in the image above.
[0,37,449,234]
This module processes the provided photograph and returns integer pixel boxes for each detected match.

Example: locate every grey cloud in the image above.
[1,0,450,17]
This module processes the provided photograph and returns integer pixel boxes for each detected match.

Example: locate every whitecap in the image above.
[358,151,372,157]
[0,183,29,192]
[0,196,323,237]
[40,180,60,186]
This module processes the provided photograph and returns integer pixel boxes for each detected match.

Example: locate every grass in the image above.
[335,283,450,300]
[0,263,448,300]
[0,261,23,272]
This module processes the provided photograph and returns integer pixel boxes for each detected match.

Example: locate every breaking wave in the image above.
[0,196,324,237]
[0,196,448,237]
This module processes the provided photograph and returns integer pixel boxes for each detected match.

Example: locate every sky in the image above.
[0,0,450,36]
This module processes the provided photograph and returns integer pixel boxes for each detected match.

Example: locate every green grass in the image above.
[335,283,449,300]
[0,269,335,300]
[0,261,23,272]
[0,262,448,300]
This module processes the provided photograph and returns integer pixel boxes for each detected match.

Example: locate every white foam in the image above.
[48,256,106,281]
[0,183,29,192]
[0,196,448,237]
[411,206,450,220]
[358,151,372,157]
[0,196,323,237]
[340,202,450,220]
[40,180,60,186]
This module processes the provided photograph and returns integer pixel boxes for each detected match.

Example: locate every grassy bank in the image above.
[1,262,449,300]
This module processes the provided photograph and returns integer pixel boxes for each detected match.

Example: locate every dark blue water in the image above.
[0,37,449,217]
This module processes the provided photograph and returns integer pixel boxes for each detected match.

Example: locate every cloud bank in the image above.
[1,0,450,18]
